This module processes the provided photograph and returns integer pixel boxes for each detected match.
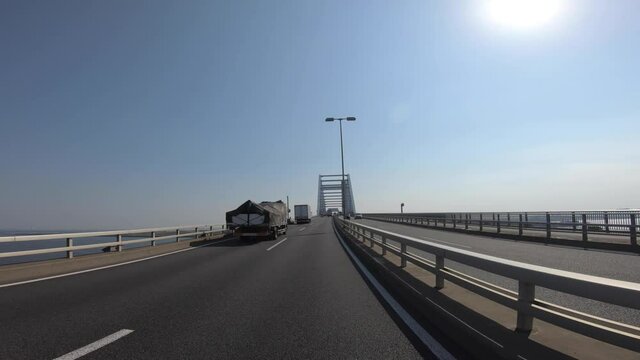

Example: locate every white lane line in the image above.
[298,227,307,232]
[0,237,237,289]
[266,237,288,251]
[333,226,456,360]
[418,236,472,249]
[53,329,134,360]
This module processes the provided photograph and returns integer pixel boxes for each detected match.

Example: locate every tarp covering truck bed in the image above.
[226,200,288,239]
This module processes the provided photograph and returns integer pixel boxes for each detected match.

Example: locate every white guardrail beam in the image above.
[0,225,226,259]
[336,218,640,352]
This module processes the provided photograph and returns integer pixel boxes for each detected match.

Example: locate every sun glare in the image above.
[486,0,563,31]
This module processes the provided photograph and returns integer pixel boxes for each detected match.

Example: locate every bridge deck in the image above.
[0,218,429,359]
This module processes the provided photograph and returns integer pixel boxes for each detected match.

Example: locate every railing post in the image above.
[176,229,180,243]
[66,238,73,259]
[465,213,469,230]
[117,234,123,252]
[369,230,374,248]
[195,227,198,240]
[151,231,156,246]
[604,212,610,233]
[479,213,483,231]
[524,212,529,228]
[518,214,523,236]
[400,242,407,268]
[453,214,457,228]
[516,281,535,334]
[435,254,445,290]
[507,213,511,227]
[631,214,637,246]
[571,212,576,231]
[546,212,551,240]
[382,236,387,255]
[582,214,588,242]
[497,214,501,233]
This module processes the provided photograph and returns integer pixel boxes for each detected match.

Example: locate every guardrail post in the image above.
[435,254,445,290]
[369,230,374,248]
[582,214,588,242]
[630,214,637,246]
[546,212,551,240]
[151,231,156,246]
[382,236,387,255]
[571,212,576,231]
[176,229,180,243]
[497,214,501,233]
[604,212,610,233]
[117,234,123,252]
[524,212,529,228]
[516,281,535,334]
[465,213,469,230]
[66,238,73,259]
[479,213,483,231]
[518,214,523,236]
[400,243,407,268]
[507,213,511,227]
[453,214,457,228]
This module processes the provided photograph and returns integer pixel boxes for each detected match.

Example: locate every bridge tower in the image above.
[317,174,356,216]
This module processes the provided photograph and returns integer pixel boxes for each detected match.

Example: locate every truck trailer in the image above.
[226,200,288,240]
[294,204,311,224]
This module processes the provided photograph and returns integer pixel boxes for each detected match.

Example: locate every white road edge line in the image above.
[53,329,134,360]
[298,227,306,232]
[266,237,288,251]
[418,236,472,249]
[0,237,237,289]
[333,226,456,360]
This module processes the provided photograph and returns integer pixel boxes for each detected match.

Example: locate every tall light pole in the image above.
[325,116,356,217]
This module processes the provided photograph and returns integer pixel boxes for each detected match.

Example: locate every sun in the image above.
[485,0,563,31]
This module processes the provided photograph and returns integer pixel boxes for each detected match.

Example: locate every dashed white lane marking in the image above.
[0,237,237,289]
[418,236,472,249]
[333,225,456,360]
[298,227,307,232]
[53,329,134,360]
[266,237,288,251]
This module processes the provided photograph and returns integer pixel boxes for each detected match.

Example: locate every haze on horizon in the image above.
[1,0,639,230]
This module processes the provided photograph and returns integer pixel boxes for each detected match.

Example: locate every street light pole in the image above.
[325,116,356,217]
[339,120,345,217]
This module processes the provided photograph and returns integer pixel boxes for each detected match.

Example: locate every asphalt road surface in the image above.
[356,218,640,326]
[0,217,432,359]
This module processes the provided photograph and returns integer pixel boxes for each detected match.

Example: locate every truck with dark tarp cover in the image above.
[226,200,288,240]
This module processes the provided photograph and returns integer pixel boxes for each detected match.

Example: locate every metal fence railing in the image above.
[335,217,640,352]
[0,224,227,263]
[363,210,639,246]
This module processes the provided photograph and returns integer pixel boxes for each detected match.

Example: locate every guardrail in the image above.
[364,210,639,247]
[0,224,226,261]
[336,217,640,352]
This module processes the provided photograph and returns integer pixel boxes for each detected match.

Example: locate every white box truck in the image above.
[294,204,311,224]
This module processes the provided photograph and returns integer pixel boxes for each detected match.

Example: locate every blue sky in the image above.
[1,0,639,229]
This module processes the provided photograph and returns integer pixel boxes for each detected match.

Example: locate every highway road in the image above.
[0,217,438,359]
[356,218,640,326]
